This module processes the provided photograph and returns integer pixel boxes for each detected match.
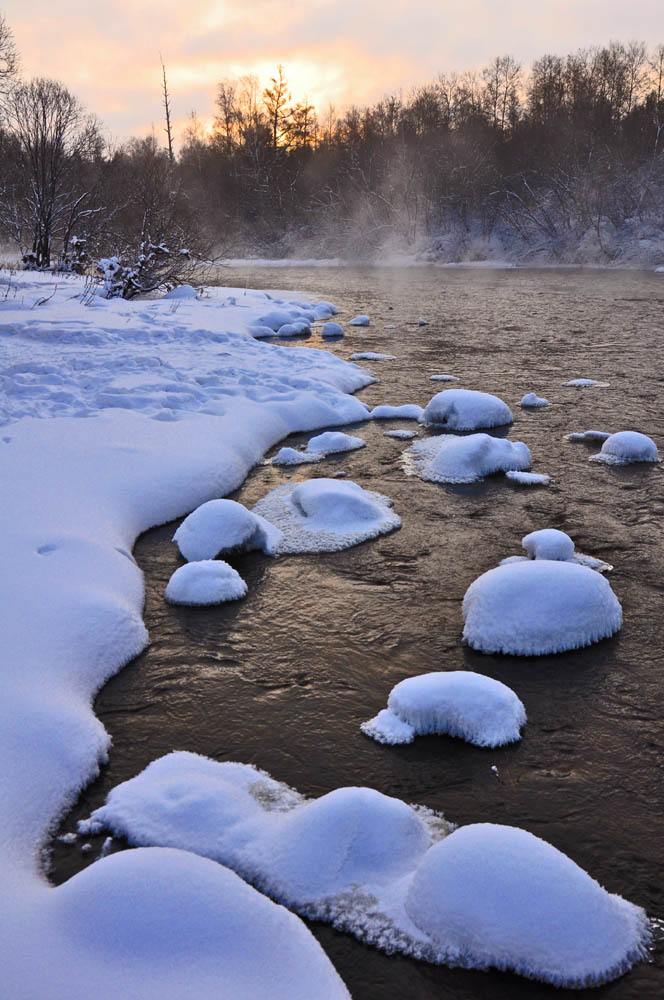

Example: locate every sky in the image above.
[4,1,664,144]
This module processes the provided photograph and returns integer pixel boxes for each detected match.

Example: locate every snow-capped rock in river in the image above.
[348,314,370,326]
[80,752,649,989]
[173,499,282,561]
[272,431,365,466]
[462,560,622,655]
[520,392,549,408]
[321,322,344,338]
[429,374,458,382]
[567,429,611,442]
[361,671,526,747]
[522,528,575,561]
[590,430,659,465]
[165,560,247,605]
[505,471,550,486]
[404,823,650,988]
[422,389,513,429]
[563,377,609,387]
[350,352,395,361]
[371,403,424,420]
[252,478,400,553]
[406,433,531,484]
[276,321,311,338]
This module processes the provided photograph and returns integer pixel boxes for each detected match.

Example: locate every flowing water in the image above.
[50,267,664,999]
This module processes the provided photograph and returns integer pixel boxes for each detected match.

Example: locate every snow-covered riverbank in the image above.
[0,271,371,997]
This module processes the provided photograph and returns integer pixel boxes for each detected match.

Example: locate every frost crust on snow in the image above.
[406,433,531,484]
[173,499,282,561]
[80,753,650,989]
[253,478,401,553]
[463,560,622,655]
[272,431,365,466]
[422,389,513,430]
[165,560,247,605]
[361,671,526,747]
[589,430,659,465]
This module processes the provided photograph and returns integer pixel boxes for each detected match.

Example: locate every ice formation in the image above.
[272,431,365,466]
[520,392,549,408]
[406,433,531,484]
[371,403,424,420]
[522,528,575,561]
[505,471,550,486]
[252,478,401,553]
[80,753,649,989]
[463,560,622,655]
[173,499,282,561]
[350,352,395,361]
[567,430,611,442]
[590,431,659,465]
[322,322,344,338]
[385,429,418,440]
[348,314,370,326]
[361,671,526,747]
[429,374,458,382]
[422,389,513,430]
[165,560,247,605]
[404,824,650,988]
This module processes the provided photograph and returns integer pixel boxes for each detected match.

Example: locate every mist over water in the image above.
[50,267,664,998]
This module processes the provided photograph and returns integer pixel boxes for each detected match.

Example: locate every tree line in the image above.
[0,11,662,295]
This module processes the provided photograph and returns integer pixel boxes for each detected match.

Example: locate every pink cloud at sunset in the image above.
[3,0,663,142]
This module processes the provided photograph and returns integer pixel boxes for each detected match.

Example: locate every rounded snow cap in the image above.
[165,560,247,605]
[173,499,282,561]
[404,823,649,988]
[521,528,574,561]
[462,560,622,655]
[422,389,513,430]
[591,431,659,465]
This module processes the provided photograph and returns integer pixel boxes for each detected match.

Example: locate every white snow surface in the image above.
[79,752,649,988]
[505,471,550,485]
[590,430,659,465]
[422,389,513,429]
[165,560,247,605]
[272,430,365,465]
[361,671,526,747]
[371,403,424,420]
[0,271,377,997]
[463,560,622,655]
[520,392,549,408]
[406,433,531,484]
[350,352,395,361]
[173,499,283,560]
[253,478,401,553]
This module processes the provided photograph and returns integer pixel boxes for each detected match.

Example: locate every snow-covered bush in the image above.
[173,499,282,561]
[422,389,513,429]
[362,671,526,747]
[165,560,247,605]
[462,560,622,655]
[407,433,531,483]
[590,431,659,465]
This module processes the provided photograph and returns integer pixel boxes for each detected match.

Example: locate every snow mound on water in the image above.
[361,671,526,747]
[272,431,365,466]
[407,433,531,484]
[321,322,344,338]
[505,471,550,486]
[522,528,574,561]
[165,560,247,605]
[348,314,370,326]
[81,753,648,988]
[404,823,650,988]
[429,374,457,382]
[422,389,513,429]
[277,321,311,338]
[590,431,659,465]
[173,499,282,561]
[520,392,549,408]
[463,560,622,655]
[350,352,395,361]
[385,429,417,440]
[253,478,400,553]
[52,847,350,999]
[563,378,609,387]
[567,429,611,442]
[371,403,424,420]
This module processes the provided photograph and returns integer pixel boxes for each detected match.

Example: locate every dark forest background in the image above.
[0,12,662,289]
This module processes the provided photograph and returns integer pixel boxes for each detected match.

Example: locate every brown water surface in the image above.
[51,267,664,999]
